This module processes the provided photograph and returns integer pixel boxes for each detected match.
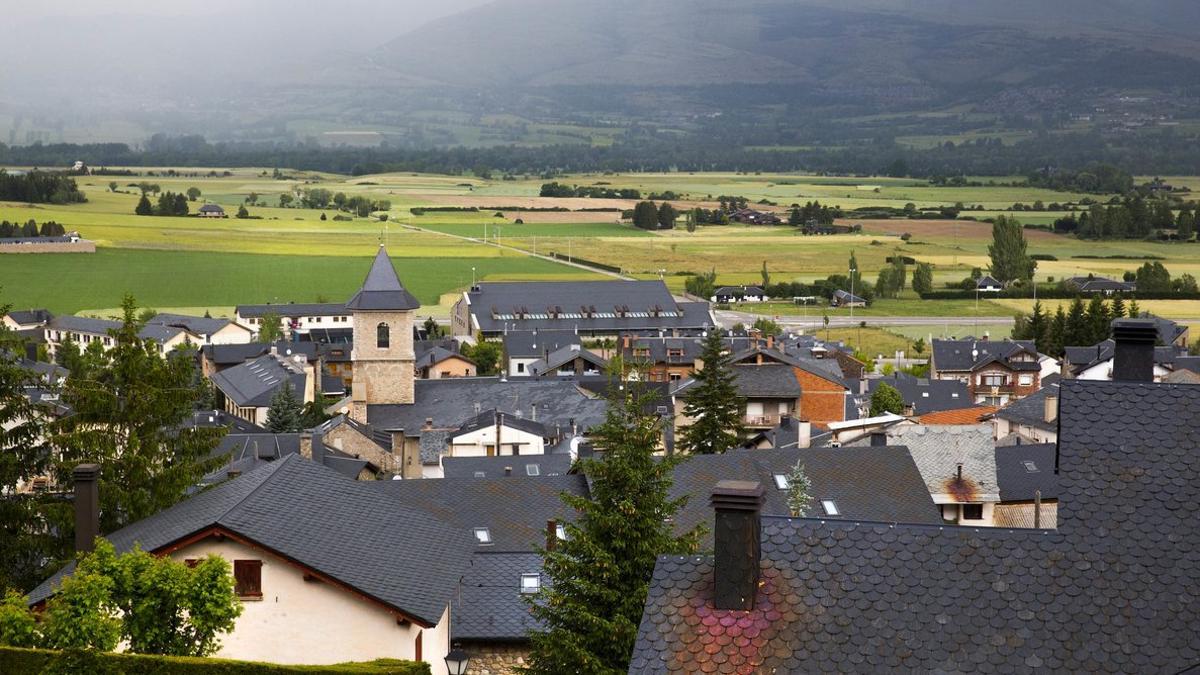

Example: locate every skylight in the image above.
[526,464,540,476]
[473,471,486,478]
[821,500,840,516]
[556,523,567,540]
[773,474,789,490]
[1023,460,1039,473]
[521,574,540,594]
[473,528,492,545]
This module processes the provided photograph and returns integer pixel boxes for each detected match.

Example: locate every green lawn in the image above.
[0,249,597,314]
[409,220,650,238]
[733,297,1014,318]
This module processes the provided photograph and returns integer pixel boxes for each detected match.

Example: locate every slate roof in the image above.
[49,315,191,345]
[366,378,607,436]
[527,344,607,376]
[975,275,1003,289]
[202,341,317,367]
[235,302,348,319]
[453,552,545,641]
[849,424,999,503]
[502,330,581,359]
[463,280,714,334]
[30,456,472,626]
[145,312,237,338]
[668,447,939,548]
[345,246,421,311]
[416,345,469,370]
[995,442,1058,502]
[449,409,551,441]
[631,379,1200,674]
[731,363,801,399]
[370,474,587,552]
[729,346,849,388]
[867,372,972,414]
[210,354,307,408]
[620,335,704,364]
[932,338,1038,372]
[198,204,225,213]
[5,309,51,326]
[1064,338,1183,374]
[189,410,267,434]
[992,380,1060,432]
[199,433,370,485]
[441,453,575,479]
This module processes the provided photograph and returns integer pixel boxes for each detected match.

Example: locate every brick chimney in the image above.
[711,480,765,611]
[73,464,101,554]
[1112,318,1158,382]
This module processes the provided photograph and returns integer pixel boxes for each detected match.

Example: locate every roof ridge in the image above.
[213,455,298,525]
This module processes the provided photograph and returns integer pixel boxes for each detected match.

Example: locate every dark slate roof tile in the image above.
[453,552,546,641]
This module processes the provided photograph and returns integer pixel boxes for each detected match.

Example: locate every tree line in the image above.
[540,182,642,199]
[0,170,86,205]
[0,220,68,238]
[1012,295,1151,357]
[1054,198,1195,241]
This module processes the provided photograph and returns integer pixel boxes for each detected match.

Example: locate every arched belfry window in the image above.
[376,322,390,349]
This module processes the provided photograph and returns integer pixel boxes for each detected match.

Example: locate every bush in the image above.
[0,647,430,674]
[1030,254,1057,261]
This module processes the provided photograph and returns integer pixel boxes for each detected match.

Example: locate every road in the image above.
[398,223,633,280]
[714,309,1016,330]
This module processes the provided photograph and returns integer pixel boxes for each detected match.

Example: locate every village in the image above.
[4,247,1198,673]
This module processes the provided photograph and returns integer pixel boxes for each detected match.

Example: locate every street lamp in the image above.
[445,647,471,675]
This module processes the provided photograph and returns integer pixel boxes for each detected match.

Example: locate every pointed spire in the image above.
[346,246,421,311]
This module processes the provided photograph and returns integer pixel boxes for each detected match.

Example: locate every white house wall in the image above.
[172,538,451,674]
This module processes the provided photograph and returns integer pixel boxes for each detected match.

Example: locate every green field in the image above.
[3,168,1200,321]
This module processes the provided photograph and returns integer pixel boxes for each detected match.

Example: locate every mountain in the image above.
[376,0,1200,88]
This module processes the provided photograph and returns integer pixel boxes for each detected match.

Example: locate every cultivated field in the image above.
[1,169,1198,322]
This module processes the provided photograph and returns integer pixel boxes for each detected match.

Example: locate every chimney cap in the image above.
[1112,317,1158,342]
[710,480,765,511]
[73,463,100,481]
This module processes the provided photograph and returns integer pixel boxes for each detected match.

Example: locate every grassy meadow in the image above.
[1,168,1199,322]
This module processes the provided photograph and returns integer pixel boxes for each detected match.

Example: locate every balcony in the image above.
[743,414,782,428]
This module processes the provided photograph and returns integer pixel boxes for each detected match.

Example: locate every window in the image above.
[980,374,1007,387]
[233,559,263,598]
[556,523,567,540]
[525,464,540,476]
[517,363,525,373]
[1022,460,1039,473]
[962,504,984,520]
[520,574,541,594]
[1018,374,1034,386]
[773,474,789,490]
[821,500,839,516]
[473,527,492,545]
[376,322,390,349]
[473,471,486,478]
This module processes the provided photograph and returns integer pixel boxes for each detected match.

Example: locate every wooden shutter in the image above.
[414,631,422,662]
[234,559,263,597]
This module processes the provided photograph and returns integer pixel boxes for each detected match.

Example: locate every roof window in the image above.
[473,528,492,545]
[773,474,789,490]
[521,574,541,594]
[821,500,840,516]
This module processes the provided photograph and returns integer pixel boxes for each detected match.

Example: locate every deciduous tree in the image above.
[988,215,1036,283]
[869,382,904,416]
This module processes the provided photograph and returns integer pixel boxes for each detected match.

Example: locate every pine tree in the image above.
[1110,295,1127,320]
[135,194,153,216]
[988,215,1036,283]
[1047,306,1068,357]
[1177,208,1195,242]
[266,383,304,433]
[785,461,812,517]
[1084,296,1111,344]
[523,382,701,675]
[760,260,770,288]
[1027,301,1048,354]
[1064,297,1087,347]
[1128,299,1141,318]
[679,331,743,455]
[869,382,905,416]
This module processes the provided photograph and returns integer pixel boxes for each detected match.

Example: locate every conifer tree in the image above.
[1047,306,1068,357]
[1064,297,1088,347]
[523,381,700,674]
[785,461,812,517]
[135,194,153,216]
[1084,295,1111,344]
[1110,295,1127,320]
[679,331,743,454]
[266,383,304,433]
[1128,299,1141,318]
[1026,300,1049,354]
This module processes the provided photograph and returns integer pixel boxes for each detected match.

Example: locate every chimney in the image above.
[73,464,100,554]
[545,519,558,551]
[766,335,774,350]
[1112,318,1158,382]
[711,480,765,611]
[504,466,513,476]
[870,431,887,447]
[299,432,313,460]
[797,421,812,449]
[1043,393,1058,424]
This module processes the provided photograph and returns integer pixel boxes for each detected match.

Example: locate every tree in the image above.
[890,251,907,291]
[1063,297,1088,347]
[656,202,676,230]
[751,317,782,337]
[1174,273,1199,293]
[631,201,658,230]
[278,193,293,208]
[236,205,250,219]
[50,296,225,538]
[847,251,863,293]
[988,215,1036,283]
[135,194,153,216]
[684,269,717,300]
[40,565,121,651]
[1047,306,1068,357]
[461,339,502,376]
[679,331,743,455]
[108,181,118,193]
[0,589,38,647]
[523,380,700,674]
[911,337,926,356]
[1128,299,1141,318]
[266,383,304,433]
[875,267,899,299]
[760,260,770,288]
[1084,295,1111,345]
[1110,295,1127,319]
[1177,208,1195,242]
[255,311,284,344]
[185,187,201,201]
[1027,301,1049,354]
[422,316,443,338]
[1135,261,1172,293]
[869,382,904,416]
[785,461,812,517]
[912,262,934,294]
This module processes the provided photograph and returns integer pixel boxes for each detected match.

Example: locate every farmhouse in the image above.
[451,280,714,339]
[975,274,1003,292]
[198,204,226,218]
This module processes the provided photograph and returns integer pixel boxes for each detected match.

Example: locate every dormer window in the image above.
[521,574,541,594]
[376,323,390,349]
[473,527,492,545]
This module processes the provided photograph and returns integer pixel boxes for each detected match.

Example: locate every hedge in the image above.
[0,647,430,675]
[547,252,623,274]
[918,289,1200,301]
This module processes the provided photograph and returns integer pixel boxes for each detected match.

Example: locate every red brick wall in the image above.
[793,368,847,428]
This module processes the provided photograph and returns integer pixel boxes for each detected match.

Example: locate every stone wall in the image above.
[322,422,397,474]
[352,360,415,407]
[0,240,96,254]
[463,643,531,675]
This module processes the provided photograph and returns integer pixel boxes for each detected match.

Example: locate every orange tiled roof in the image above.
[917,405,998,425]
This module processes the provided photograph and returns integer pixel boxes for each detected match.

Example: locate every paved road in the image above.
[398,223,633,280]
[714,309,1016,330]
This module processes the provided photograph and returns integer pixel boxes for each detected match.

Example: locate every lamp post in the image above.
[445,647,471,675]
[849,264,857,348]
